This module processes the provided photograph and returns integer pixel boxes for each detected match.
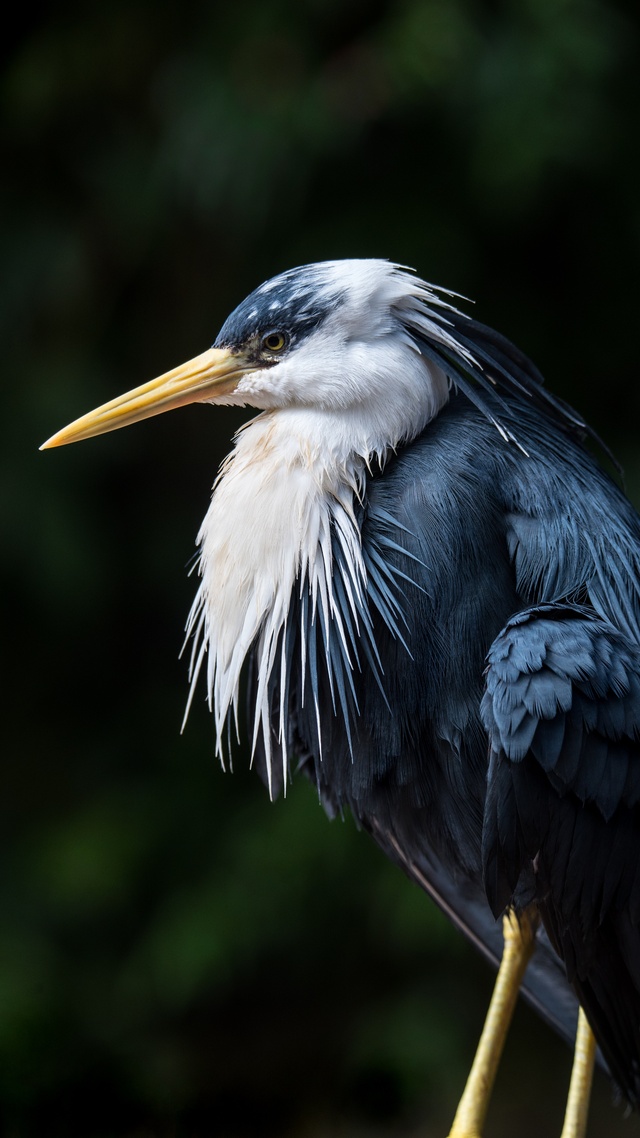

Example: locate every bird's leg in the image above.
[447,907,538,1138]
[559,1008,596,1138]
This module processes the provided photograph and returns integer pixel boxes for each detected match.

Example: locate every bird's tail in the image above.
[556,909,640,1108]
[365,814,587,1057]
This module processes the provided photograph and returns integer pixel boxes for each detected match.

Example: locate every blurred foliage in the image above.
[2,1,640,1135]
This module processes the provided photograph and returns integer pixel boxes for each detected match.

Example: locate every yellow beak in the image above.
[40,346,250,450]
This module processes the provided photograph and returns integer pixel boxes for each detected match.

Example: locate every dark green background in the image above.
[3,2,640,1134]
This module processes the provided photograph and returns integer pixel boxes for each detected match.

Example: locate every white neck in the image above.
[183,357,450,794]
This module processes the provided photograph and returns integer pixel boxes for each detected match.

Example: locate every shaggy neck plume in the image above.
[183,409,378,794]
[182,293,455,794]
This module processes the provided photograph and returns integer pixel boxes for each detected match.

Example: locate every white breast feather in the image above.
[182,265,463,795]
[183,410,368,797]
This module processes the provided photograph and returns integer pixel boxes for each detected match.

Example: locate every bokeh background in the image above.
[3,2,640,1135]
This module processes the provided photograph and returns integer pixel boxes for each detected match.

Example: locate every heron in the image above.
[41,259,640,1137]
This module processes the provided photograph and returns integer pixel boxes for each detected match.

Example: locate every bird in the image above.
[41,259,640,1136]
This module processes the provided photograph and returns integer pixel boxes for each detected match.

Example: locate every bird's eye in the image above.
[262,331,288,353]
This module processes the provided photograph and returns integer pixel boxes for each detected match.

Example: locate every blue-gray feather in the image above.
[245,289,640,1106]
[214,264,345,350]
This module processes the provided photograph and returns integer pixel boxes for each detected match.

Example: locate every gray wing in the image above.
[482,603,640,1105]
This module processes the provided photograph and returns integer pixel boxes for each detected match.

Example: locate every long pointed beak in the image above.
[40,346,250,449]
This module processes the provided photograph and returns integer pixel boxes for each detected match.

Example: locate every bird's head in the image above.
[40,260,465,452]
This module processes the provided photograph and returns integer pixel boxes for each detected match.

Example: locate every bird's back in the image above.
[253,390,640,1071]
[291,393,639,845]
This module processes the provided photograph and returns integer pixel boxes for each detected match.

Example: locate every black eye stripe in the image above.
[213,273,345,352]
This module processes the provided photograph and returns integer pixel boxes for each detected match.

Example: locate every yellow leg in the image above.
[560,1008,596,1138]
[447,908,538,1138]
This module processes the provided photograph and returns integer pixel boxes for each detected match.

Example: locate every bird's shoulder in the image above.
[365,394,640,630]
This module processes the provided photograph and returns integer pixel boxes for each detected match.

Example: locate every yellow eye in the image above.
[262,331,287,353]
